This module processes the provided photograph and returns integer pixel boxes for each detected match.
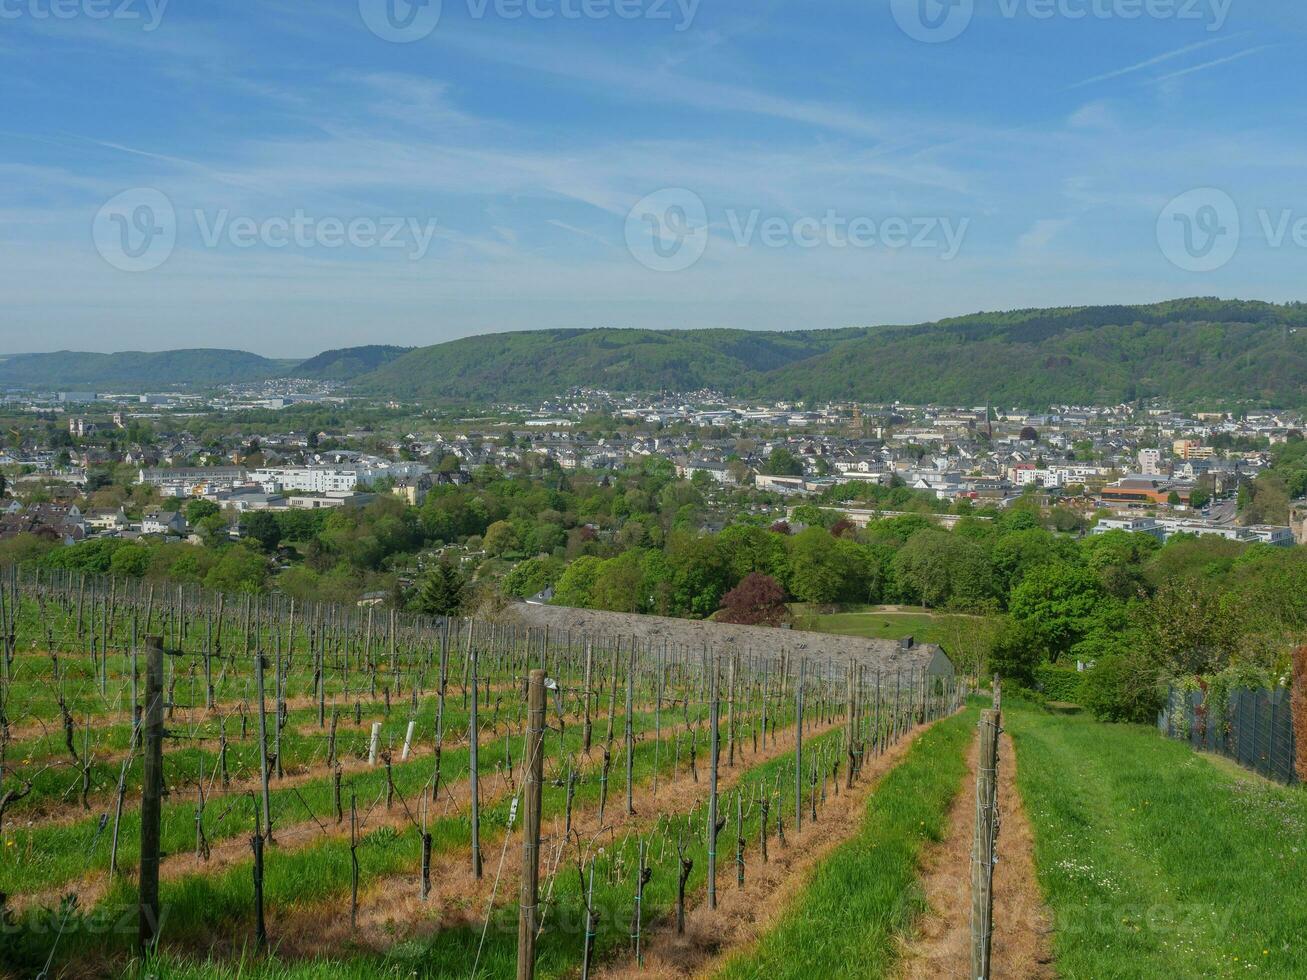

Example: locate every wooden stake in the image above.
[517,669,547,980]
[137,635,164,954]
[971,708,1001,980]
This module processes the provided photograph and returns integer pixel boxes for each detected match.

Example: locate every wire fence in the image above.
[1158,685,1299,785]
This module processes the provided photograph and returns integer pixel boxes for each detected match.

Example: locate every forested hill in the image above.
[754,299,1307,407]
[8,298,1307,404]
[287,345,411,381]
[353,327,870,402]
[355,298,1307,406]
[0,349,295,389]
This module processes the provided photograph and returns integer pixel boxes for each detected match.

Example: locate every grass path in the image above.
[712,705,979,979]
[895,729,1055,979]
[1008,701,1307,979]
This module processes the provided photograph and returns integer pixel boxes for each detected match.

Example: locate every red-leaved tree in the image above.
[717,573,790,627]
[769,520,791,536]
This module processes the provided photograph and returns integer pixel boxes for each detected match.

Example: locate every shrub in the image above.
[1034,663,1084,703]
[1079,650,1165,724]
[717,572,789,627]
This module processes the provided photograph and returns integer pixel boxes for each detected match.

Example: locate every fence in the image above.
[1159,685,1298,785]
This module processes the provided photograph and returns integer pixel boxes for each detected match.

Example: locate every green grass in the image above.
[1007,701,1307,979]
[70,727,852,979]
[803,606,984,645]
[714,705,978,979]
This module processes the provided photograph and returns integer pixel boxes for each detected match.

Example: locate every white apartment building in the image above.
[252,467,358,494]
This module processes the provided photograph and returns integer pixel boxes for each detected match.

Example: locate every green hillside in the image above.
[10,299,1307,405]
[288,345,411,381]
[0,349,293,389]
[755,299,1307,406]
[359,299,1307,407]
[357,327,869,402]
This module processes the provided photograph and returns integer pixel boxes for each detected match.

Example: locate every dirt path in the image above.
[895,731,1055,980]
[595,721,942,980]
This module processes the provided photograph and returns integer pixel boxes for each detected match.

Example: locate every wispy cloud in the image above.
[1069,35,1244,88]
[1151,45,1274,84]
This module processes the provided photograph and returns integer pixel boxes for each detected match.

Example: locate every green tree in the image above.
[185,499,220,525]
[414,562,467,616]
[502,556,562,598]
[987,618,1043,687]
[108,543,151,578]
[892,530,996,612]
[240,511,282,552]
[1008,561,1114,662]
[483,520,519,557]
[764,447,804,477]
[552,556,604,607]
[203,545,268,594]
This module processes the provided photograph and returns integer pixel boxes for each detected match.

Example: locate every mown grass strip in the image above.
[1006,700,1307,980]
[714,704,977,980]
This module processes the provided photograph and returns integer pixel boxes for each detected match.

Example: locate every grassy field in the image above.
[715,704,979,979]
[1008,701,1307,979]
[802,605,984,645]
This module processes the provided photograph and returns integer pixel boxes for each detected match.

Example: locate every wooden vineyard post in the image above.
[993,673,1002,711]
[625,640,635,816]
[582,639,594,753]
[349,792,359,929]
[707,656,720,909]
[255,650,273,841]
[517,669,547,980]
[251,807,267,950]
[846,658,857,790]
[971,708,1001,980]
[470,641,483,878]
[138,635,164,955]
[726,649,737,767]
[795,657,804,832]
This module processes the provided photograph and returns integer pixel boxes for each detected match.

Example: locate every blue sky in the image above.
[2,0,1305,356]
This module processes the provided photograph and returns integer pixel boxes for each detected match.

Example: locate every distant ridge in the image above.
[288,345,411,381]
[8,299,1307,406]
[0,349,293,389]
